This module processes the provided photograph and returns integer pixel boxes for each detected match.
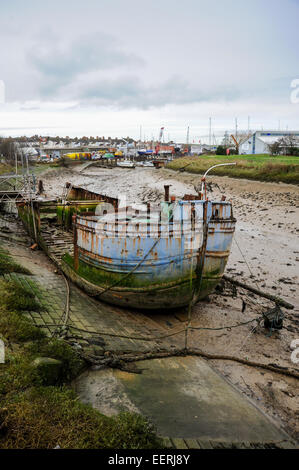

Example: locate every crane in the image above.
[155,127,165,155]
[186,126,190,145]
[159,127,165,143]
[182,126,190,154]
[121,138,129,157]
[231,134,239,154]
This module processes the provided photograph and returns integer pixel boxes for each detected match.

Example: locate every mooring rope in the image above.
[39,316,262,343]
[87,348,299,381]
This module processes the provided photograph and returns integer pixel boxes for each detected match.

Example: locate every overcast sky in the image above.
[0,0,298,142]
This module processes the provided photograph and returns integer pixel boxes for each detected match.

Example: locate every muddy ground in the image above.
[37,164,299,440]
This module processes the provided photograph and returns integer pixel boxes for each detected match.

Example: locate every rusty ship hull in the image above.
[17,184,236,310]
[64,200,236,310]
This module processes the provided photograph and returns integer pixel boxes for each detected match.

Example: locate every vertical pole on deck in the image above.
[73,214,79,271]
[164,185,170,202]
[185,256,194,350]
[36,203,41,232]
[147,202,151,238]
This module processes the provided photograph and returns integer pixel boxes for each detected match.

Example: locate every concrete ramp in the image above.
[74,356,293,447]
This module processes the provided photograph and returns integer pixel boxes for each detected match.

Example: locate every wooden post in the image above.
[36,203,41,232]
[223,275,294,310]
[73,214,79,271]
[164,185,170,202]
[147,202,151,238]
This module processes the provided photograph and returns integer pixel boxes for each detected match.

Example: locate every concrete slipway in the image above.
[74,356,291,448]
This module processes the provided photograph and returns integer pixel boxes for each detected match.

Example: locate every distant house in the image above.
[190,144,202,155]
[22,146,39,159]
[239,130,299,155]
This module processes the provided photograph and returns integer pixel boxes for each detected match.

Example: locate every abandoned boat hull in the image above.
[62,258,204,309]
[63,200,236,310]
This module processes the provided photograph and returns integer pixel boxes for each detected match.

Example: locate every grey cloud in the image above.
[28,32,144,97]
[67,74,242,109]
[68,72,292,110]
[14,19,297,110]
[26,30,242,108]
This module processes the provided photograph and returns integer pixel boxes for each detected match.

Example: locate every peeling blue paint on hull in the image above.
[68,200,236,310]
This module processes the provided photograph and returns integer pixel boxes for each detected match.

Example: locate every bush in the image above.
[216,145,227,155]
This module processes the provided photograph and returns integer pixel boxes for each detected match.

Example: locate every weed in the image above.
[27,338,85,383]
[0,279,41,312]
[0,251,31,275]
[0,308,45,343]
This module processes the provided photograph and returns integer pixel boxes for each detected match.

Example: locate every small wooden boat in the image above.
[117,160,135,168]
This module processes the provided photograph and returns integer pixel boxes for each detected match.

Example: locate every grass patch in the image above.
[0,387,161,449]
[0,250,31,275]
[167,154,299,184]
[0,353,39,396]
[0,279,41,312]
[0,163,25,191]
[0,278,44,342]
[0,308,45,343]
[0,162,13,176]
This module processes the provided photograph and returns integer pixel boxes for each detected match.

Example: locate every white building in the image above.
[190,143,217,155]
[190,144,202,154]
[239,130,299,155]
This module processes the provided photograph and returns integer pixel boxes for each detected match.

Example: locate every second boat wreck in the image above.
[16,169,236,310]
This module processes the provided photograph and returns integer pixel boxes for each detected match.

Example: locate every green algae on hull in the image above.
[62,253,222,309]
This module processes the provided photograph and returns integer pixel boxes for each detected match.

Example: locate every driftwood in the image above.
[82,348,299,380]
[223,275,294,310]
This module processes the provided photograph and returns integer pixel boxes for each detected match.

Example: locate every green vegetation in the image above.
[167,154,299,184]
[63,252,197,293]
[56,203,98,229]
[0,246,161,449]
[0,308,45,343]
[0,279,41,312]
[0,162,13,175]
[63,252,142,288]
[0,249,31,275]
[0,387,160,449]
[0,161,15,193]
[0,279,44,343]
[28,338,84,384]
